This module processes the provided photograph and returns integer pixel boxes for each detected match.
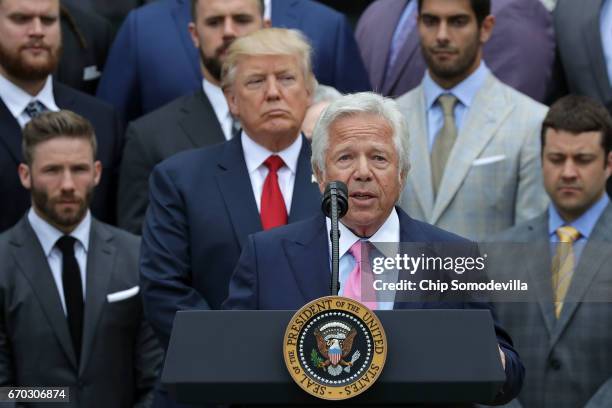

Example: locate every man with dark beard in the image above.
[0,110,161,408]
[396,0,549,241]
[0,0,123,232]
[116,0,269,233]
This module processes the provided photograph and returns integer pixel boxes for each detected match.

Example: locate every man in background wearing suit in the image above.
[397,0,548,241]
[554,0,612,197]
[356,0,555,102]
[140,28,321,406]
[117,0,270,234]
[0,0,123,232]
[0,111,161,407]
[491,95,612,408]
[224,91,524,405]
[96,0,370,122]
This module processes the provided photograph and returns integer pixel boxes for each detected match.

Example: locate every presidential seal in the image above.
[283,296,387,400]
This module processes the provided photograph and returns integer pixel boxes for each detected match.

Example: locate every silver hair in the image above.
[310,92,410,181]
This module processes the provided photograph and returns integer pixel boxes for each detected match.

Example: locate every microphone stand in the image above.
[330,187,341,296]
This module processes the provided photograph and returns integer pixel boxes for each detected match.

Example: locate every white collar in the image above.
[28,207,91,257]
[326,208,401,258]
[241,130,302,175]
[202,78,229,121]
[264,0,272,20]
[0,74,59,119]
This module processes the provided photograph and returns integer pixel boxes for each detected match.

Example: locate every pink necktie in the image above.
[343,240,378,310]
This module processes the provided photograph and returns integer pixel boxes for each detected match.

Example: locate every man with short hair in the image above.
[117,0,270,233]
[492,95,612,408]
[397,0,548,241]
[223,91,524,404]
[0,110,161,408]
[0,0,123,232]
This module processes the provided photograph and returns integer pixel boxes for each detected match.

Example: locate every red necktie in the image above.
[260,155,288,230]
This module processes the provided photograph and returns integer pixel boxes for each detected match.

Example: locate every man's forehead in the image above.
[1,0,59,15]
[420,0,474,17]
[237,54,300,73]
[199,0,260,17]
[544,129,604,152]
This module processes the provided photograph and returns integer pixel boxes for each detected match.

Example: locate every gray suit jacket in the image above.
[397,73,549,241]
[0,216,162,407]
[117,89,225,234]
[554,0,612,113]
[490,204,612,408]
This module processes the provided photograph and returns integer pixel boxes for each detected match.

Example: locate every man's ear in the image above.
[188,22,199,48]
[479,15,495,44]
[224,87,239,117]
[605,151,612,179]
[18,163,32,190]
[93,160,102,186]
[314,167,326,194]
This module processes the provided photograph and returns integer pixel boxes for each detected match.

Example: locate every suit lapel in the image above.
[11,218,78,370]
[79,220,115,375]
[179,89,226,148]
[0,99,23,163]
[406,87,435,221]
[215,135,262,249]
[282,214,330,303]
[431,75,513,224]
[369,0,409,92]
[271,0,299,27]
[582,0,612,104]
[288,137,320,222]
[383,3,420,96]
[172,0,201,83]
[550,204,612,347]
[522,215,557,337]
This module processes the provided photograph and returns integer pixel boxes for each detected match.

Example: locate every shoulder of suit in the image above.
[55,82,116,114]
[92,218,140,247]
[395,86,423,108]
[128,92,198,134]
[481,75,548,119]
[490,213,547,242]
[156,139,228,172]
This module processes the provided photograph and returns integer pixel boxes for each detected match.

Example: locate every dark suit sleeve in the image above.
[132,316,163,408]
[222,234,258,310]
[117,122,152,234]
[331,14,371,93]
[0,276,14,387]
[96,10,142,122]
[140,164,212,350]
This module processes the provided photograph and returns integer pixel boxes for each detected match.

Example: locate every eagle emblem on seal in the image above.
[312,321,361,376]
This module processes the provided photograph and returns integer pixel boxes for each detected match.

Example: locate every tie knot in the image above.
[56,235,77,256]
[437,94,457,117]
[348,240,363,262]
[264,155,285,172]
[556,226,580,243]
[24,100,46,119]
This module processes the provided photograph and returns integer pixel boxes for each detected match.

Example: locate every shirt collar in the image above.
[202,78,229,122]
[548,194,610,239]
[0,74,58,119]
[326,208,401,258]
[241,130,303,175]
[422,61,490,110]
[264,0,272,20]
[28,207,91,256]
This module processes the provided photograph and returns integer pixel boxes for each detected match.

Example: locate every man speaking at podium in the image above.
[223,92,523,404]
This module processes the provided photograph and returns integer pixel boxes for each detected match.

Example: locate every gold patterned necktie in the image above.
[431,94,458,197]
[552,226,581,318]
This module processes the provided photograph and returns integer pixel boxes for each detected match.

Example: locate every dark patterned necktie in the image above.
[24,100,47,119]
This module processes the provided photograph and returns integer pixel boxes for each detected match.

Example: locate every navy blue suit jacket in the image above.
[0,81,123,232]
[223,208,524,404]
[96,0,370,122]
[140,134,321,350]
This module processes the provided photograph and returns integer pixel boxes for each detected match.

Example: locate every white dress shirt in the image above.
[202,78,233,141]
[326,208,401,310]
[0,74,59,128]
[264,0,272,20]
[241,131,302,213]
[28,208,91,315]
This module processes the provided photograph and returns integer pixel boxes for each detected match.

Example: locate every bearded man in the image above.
[0,0,123,232]
[396,0,549,241]
[0,110,161,408]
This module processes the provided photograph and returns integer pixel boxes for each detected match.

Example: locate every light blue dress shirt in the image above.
[422,62,490,151]
[548,194,610,263]
[600,0,612,86]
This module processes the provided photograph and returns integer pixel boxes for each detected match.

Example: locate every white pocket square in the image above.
[472,155,506,166]
[107,286,139,303]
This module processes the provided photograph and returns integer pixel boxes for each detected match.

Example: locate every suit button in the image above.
[549,358,562,370]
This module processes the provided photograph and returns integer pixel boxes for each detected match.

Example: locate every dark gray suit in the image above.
[0,216,162,407]
[554,0,612,113]
[117,89,225,234]
[489,204,612,408]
